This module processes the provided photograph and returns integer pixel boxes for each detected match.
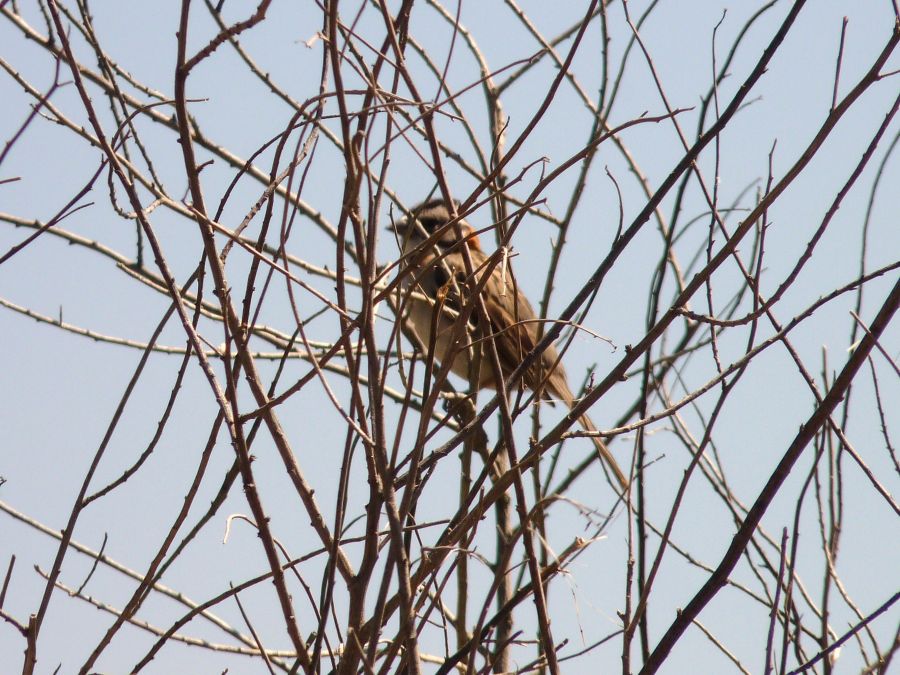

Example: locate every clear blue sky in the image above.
[1,1,898,672]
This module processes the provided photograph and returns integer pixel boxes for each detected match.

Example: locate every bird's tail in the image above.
[576,411,629,492]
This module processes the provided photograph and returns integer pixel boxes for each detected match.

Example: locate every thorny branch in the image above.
[0,2,897,674]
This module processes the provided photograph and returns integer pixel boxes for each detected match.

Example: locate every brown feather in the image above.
[393,200,629,491]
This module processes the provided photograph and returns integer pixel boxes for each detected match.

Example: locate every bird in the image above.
[389,198,628,491]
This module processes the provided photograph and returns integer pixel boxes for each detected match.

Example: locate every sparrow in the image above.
[389,199,628,491]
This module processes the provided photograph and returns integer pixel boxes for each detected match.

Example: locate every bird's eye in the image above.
[417,216,441,234]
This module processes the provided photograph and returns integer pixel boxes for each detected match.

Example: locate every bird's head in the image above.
[389,199,481,252]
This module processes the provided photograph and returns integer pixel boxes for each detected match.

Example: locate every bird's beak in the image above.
[386,217,408,235]
[387,217,418,242]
